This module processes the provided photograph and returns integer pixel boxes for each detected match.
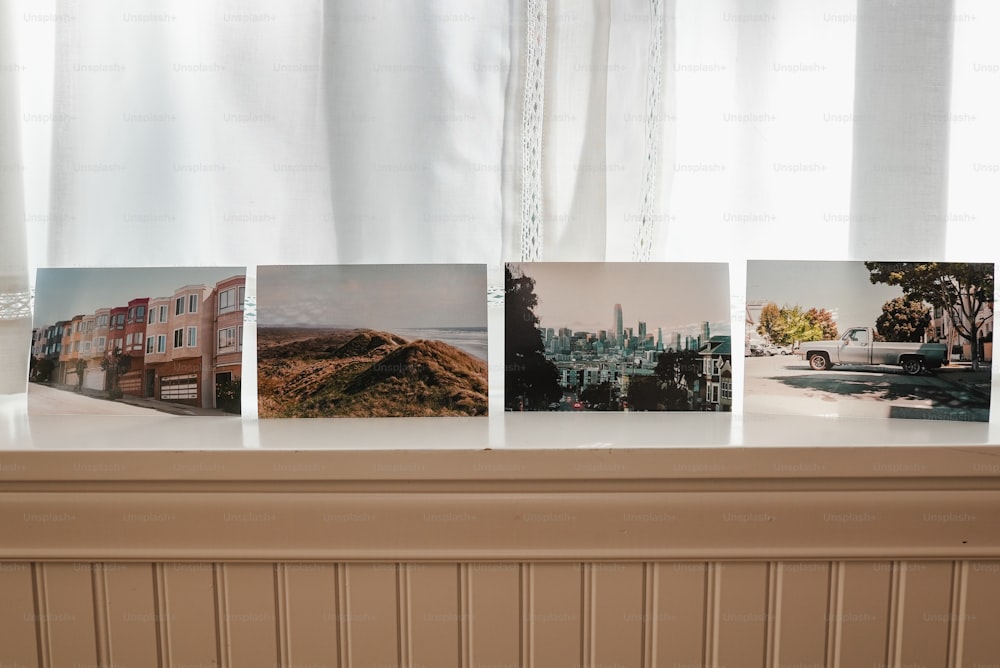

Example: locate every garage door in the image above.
[160,374,198,400]
[83,367,105,391]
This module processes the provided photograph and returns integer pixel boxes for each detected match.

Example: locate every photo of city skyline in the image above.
[505,262,732,413]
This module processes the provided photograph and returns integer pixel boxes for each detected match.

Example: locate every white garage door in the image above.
[160,374,198,400]
[83,368,105,391]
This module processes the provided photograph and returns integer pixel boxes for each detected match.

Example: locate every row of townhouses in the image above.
[30,275,245,409]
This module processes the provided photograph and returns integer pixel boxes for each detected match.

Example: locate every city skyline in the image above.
[509,262,730,340]
[257,264,486,329]
[33,267,245,326]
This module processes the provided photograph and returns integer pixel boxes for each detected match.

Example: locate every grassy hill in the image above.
[258,328,488,418]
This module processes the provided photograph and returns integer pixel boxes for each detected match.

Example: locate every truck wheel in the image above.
[808,353,830,371]
[902,358,923,375]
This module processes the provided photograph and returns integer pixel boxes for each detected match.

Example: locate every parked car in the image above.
[800,327,949,375]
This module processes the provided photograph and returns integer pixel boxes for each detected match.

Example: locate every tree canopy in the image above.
[875,297,930,343]
[757,303,837,345]
[504,266,562,410]
[866,262,993,369]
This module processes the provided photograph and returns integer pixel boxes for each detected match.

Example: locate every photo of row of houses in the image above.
[30,268,245,414]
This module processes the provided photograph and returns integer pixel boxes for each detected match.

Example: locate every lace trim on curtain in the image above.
[520,0,547,261]
[0,291,31,320]
[633,0,664,261]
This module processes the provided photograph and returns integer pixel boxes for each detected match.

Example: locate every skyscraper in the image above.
[614,303,623,347]
[638,321,647,341]
[701,321,711,347]
[656,328,663,351]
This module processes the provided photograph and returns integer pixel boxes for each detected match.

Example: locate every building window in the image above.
[148,309,155,324]
[709,384,719,403]
[96,336,106,351]
[218,326,238,351]
[83,341,91,353]
[157,335,167,353]
[146,336,154,354]
[721,378,732,401]
[126,333,133,346]
[175,297,185,316]
[127,308,134,324]
[238,325,243,351]
[238,286,245,310]
[173,329,184,348]
[136,305,146,321]
[218,288,236,314]
[187,326,197,347]
[189,294,198,313]
[97,315,108,327]
[159,305,167,323]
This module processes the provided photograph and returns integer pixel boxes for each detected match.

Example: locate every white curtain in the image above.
[2,0,997,402]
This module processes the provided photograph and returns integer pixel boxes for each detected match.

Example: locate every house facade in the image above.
[32,274,245,410]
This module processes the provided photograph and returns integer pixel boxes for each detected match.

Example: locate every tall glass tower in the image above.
[614,303,623,347]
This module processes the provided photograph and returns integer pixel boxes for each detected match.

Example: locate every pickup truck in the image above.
[800,326,949,375]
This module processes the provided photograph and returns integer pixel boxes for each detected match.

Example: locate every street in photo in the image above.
[30,267,247,416]
[506,262,731,412]
[745,261,993,421]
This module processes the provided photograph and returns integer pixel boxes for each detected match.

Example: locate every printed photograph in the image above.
[257,264,487,418]
[30,267,246,416]
[506,262,731,412]
[745,261,993,422]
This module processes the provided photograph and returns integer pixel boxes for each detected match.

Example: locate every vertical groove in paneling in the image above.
[459,563,471,668]
[885,561,906,668]
[764,562,781,667]
[580,563,594,668]
[336,563,350,668]
[520,563,532,668]
[91,562,110,666]
[153,563,171,667]
[703,562,720,668]
[31,562,51,668]
[396,563,411,668]
[947,560,968,668]
[641,562,656,668]
[825,561,844,668]
[213,563,231,668]
[273,563,291,668]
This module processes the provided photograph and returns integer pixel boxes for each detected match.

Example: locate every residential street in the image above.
[28,383,165,416]
[744,354,991,421]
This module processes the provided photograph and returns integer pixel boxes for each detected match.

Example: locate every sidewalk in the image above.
[934,362,993,401]
[114,394,232,417]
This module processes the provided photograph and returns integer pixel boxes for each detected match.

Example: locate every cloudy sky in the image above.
[257,264,486,328]
[33,267,245,325]
[509,262,730,337]
[747,260,908,328]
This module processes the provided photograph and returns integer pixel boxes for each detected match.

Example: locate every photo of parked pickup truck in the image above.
[746,260,993,422]
[802,326,948,375]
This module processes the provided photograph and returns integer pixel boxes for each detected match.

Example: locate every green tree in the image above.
[100,347,132,398]
[74,358,86,392]
[779,305,822,345]
[654,350,701,409]
[581,381,616,410]
[756,302,785,344]
[626,376,663,411]
[866,262,994,370]
[805,307,839,340]
[505,266,562,410]
[875,297,930,343]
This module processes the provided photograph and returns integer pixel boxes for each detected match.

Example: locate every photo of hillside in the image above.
[257,265,488,418]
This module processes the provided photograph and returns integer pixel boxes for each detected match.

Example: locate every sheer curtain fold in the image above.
[0,4,30,393]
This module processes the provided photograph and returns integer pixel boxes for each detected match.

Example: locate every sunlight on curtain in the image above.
[946,0,1000,260]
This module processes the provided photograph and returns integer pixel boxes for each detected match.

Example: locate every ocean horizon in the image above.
[391,327,488,361]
